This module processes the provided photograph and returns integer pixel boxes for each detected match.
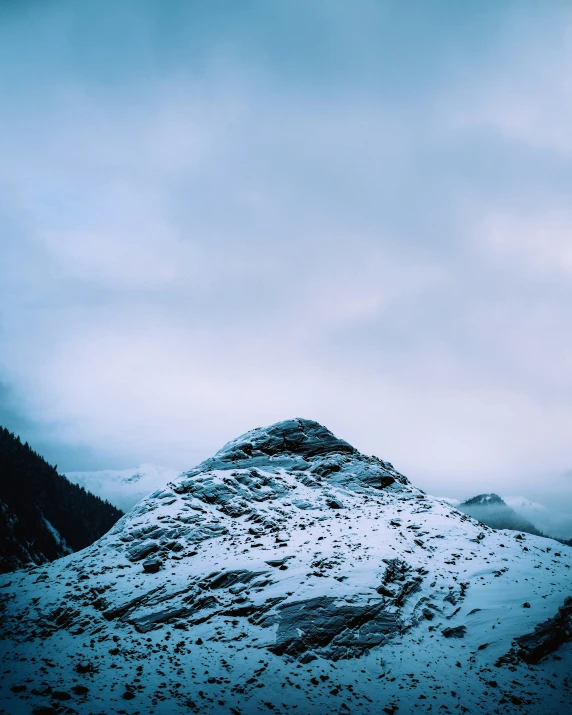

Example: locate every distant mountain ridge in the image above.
[455,493,572,546]
[0,427,124,573]
[458,492,543,535]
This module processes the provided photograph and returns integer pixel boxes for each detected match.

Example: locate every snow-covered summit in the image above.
[1,419,571,714]
[463,493,505,506]
[174,417,407,494]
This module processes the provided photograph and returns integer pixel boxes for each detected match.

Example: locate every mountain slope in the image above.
[66,464,181,512]
[458,493,543,536]
[0,419,570,714]
[0,427,124,573]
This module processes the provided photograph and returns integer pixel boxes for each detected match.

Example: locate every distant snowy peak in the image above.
[458,493,543,536]
[463,492,505,506]
[66,463,181,512]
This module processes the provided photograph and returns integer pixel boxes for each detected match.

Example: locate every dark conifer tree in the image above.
[0,427,123,573]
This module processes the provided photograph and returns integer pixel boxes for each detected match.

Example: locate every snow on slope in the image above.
[1,419,571,715]
[66,464,181,512]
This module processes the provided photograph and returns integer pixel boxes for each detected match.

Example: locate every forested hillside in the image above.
[0,427,123,573]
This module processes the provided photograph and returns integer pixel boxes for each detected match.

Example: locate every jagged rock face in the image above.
[180,418,405,491]
[212,419,356,462]
[0,419,571,715]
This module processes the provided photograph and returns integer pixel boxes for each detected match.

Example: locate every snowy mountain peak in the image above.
[214,418,355,461]
[177,418,407,493]
[1,420,571,715]
[462,493,505,506]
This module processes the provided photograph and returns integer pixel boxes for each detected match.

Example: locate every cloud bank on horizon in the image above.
[1,0,571,508]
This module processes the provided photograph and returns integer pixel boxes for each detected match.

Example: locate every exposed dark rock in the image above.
[128,540,160,562]
[203,569,268,590]
[32,707,59,715]
[442,626,466,638]
[74,661,96,674]
[31,684,52,696]
[142,556,163,573]
[513,596,572,664]
[215,419,355,462]
[264,556,293,568]
[52,690,72,700]
[325,498,344,509]
[128,592,220,633]
[268,596,400,659]
[129,606,190,632]
[103,590,160,621]
[374,476,396,489]
[176,419,408,492]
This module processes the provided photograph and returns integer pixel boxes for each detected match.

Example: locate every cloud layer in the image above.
[1,1,571,510]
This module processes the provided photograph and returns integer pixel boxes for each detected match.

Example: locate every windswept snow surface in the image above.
[66,464,181,512]
[1,419,571,715]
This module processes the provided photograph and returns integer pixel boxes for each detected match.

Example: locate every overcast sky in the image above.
[1,0,572,507]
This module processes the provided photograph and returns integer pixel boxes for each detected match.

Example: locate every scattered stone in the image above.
[442,626,466,639]
[142,555,163,573]
[264,556,294,568]
[52,690,71,700]
[31,685,52,696]
[74,661,96,674]
[32,707,59,715]
[325,498,344,509]
[71,685,89,695]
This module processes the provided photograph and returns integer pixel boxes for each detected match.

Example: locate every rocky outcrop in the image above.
[176,419,408,492]
[268,596,401,660]
[513,597,572,664]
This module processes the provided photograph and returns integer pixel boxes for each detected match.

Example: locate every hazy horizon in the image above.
[1,1,572,513]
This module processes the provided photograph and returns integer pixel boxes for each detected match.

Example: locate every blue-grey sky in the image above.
[1,0,572,507]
